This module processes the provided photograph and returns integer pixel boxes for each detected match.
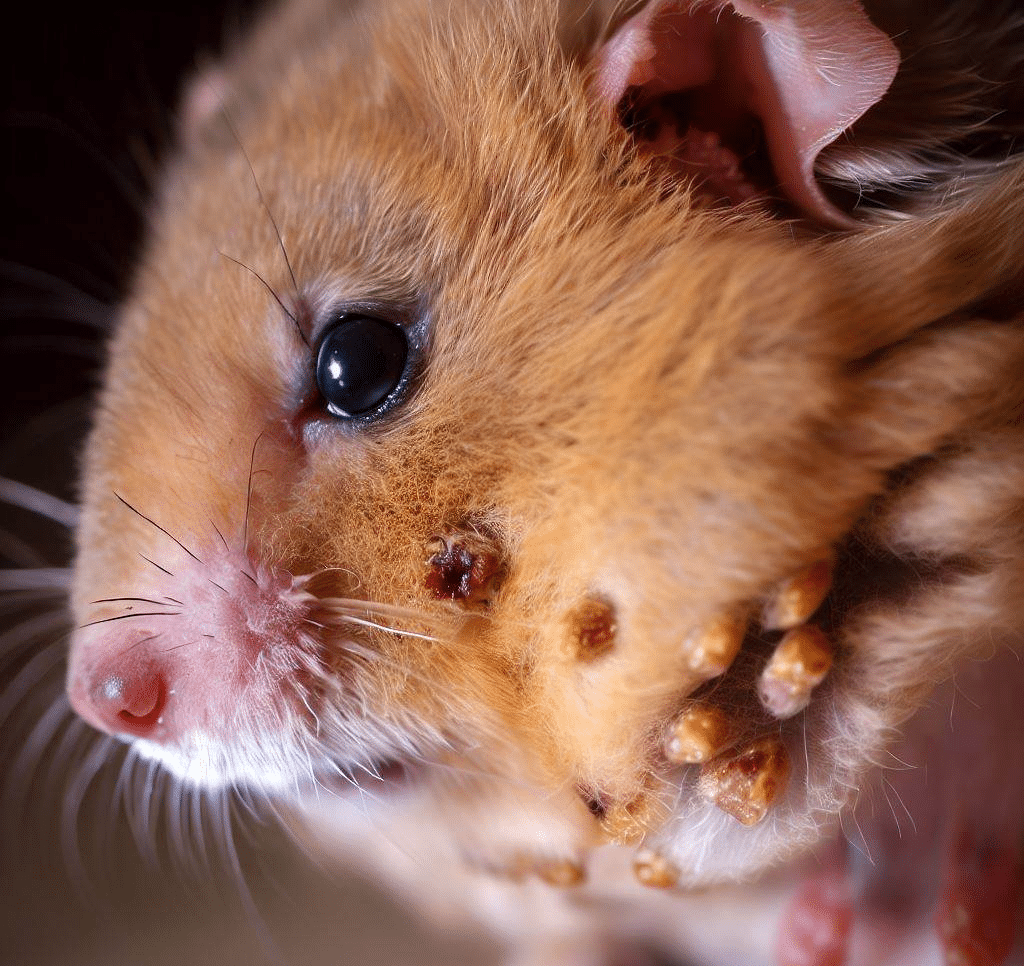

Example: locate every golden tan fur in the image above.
[66,1,1024,962]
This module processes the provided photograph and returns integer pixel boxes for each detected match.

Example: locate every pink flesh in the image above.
[934,827,1023,965]
[777,848,852,966]
[592,0,899,226]
[778,647,1024,966]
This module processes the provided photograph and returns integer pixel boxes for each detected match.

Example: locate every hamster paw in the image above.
[660,557,834,826]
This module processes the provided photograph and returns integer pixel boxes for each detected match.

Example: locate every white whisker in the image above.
[323,612,443,642]
[60,732,120,896]
[0,477,78,528]
[0,630,68,727]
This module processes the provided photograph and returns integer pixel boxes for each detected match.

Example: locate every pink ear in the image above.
[178,63,231,143]
[592,1,899,227]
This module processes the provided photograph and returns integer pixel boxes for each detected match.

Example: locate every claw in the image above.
[600,782,671,846]
[763,556,834,632]
[698,735,791,827]
[758,625,833,719]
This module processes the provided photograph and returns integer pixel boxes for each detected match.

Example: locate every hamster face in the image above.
[65,0,1024,960]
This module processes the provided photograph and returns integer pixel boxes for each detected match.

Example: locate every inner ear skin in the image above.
[590,0,899,226]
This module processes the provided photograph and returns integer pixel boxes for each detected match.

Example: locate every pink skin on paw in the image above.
[935,828,1022,966]
[777,852,852,966]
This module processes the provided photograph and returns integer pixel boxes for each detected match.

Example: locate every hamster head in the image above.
[65,0,1024,888]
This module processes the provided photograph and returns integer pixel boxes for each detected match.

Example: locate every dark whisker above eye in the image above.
[219,251,302,342]
[218,106,305,337]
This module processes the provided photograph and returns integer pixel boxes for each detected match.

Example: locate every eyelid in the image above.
[308,301,418,349]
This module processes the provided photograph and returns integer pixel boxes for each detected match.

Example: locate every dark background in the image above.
[1,3,249,461]
[0,4,494,964]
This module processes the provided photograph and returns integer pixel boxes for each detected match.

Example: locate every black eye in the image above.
[315,314,409,418]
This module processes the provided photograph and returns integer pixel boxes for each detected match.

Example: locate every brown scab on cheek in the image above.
[565,596,617,661]
[424,533,502,606]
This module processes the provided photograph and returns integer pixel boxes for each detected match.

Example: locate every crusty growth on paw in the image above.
[698,736,791,827]
[535,857,587,888]
[758,625,834,719]
[662,703,737,765]
[683,615,746,679]
[762,556,834,631]
[633,848,680,889]
[600,785,672,846]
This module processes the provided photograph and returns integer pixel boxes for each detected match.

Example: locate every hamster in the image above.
[61,0,1024,963]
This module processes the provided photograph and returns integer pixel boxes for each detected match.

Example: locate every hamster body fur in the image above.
[62,1,1024,963]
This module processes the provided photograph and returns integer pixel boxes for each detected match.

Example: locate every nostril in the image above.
[95,669,167,736]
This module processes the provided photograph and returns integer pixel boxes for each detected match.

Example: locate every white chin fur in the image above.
[129,731,315,791]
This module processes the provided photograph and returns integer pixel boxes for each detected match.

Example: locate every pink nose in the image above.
[69,657,167,739]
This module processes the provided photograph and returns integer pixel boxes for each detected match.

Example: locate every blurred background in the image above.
[0,4,496,963]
